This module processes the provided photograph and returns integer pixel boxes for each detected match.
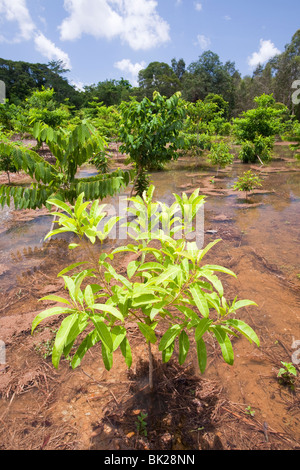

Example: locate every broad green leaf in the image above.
[120,336,132,368]
[195,318,212,342]
[159,324,181,352]
[52,314,78,369]
[176,304,200,324]
[232,300,258,311]
[63,315,88,357]
[213,325,234,365]
[162,341,175,363]
[101,342,113,371]
[203,265,237,278]
[197,239,221,262]
[178,330,190,365]
[127,260,139,279]
[111,326,127,351]
[91,317,113,352]
[147,265,180,286]
[84,285,94,308]
[63,276,76,303]
[131,294,161,307]
[200,271,224,297]
[44,227,73,240]
[190,284,209,318]
[71,329,100,369]
[92,303,124,322]
[57,262,88,277]
[32,307,74,333]
[196,337,207,374]
[39,295,71,305]
[225,319,260,347]
[137,323,157,344]
[47,199,73,216]
[137,262,165,271]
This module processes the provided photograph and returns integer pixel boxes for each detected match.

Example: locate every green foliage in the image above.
[238,136,274,163]
[74,102,120,140]
[25,87,71,131]
[0,121,133,209]
[207,141,234,171]
[182,51,238,113]
[136,412,148,437]
[277,362,297,390]
[233,170,262,199]
[233,94,290,162]
[233,94,286,142]
[119,92,187,195]
[32,186,259,386]
[138,61,181,99]
[82,79,132,107]
[0,58,82,108]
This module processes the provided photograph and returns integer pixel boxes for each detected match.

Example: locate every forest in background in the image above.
[1,29,300,120]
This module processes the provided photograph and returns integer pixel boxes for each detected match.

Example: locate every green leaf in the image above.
[195,318,212,342]
[84,285,94,308]
[196,337,207,374]
[101,342,113,371]
[202,265,237,278]
[131,293,161,307]
[92,303,124,322]
[52,314,78,369]
[31,307,73,333]
[71,329,100,369]
[213,325,234,365]
[120,336,132,368]
[147,265,180,286]
[232,299,258,311]
[63,276,76,303]
[91,317,113,352]
[190,284,209,318]
[162,341,175,363]
[159,324,181,352]
[178,330,190,365]
[39,295,71,305]
[137,323,157,344]
[47,198,73,216]
[127,260,139,279]
[225,319,260,347]
[57,262,88,277]
[111,326,127,351]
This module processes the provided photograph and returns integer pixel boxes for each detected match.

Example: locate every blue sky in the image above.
[0,0,299,90]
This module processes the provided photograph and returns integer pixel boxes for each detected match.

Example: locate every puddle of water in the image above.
[0,148,299,291]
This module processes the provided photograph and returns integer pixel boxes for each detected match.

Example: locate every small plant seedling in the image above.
[277,362,297,390]
[245,406,255,417]
[136,412,148,437]
[233,170,262,200]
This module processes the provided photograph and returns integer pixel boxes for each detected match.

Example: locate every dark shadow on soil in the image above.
[90,359,224,451]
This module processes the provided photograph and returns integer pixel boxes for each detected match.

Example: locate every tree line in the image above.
[1,29,300,119]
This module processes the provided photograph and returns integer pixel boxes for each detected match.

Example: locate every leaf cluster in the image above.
[32,186,259,375]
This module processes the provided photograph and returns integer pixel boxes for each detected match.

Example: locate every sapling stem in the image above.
[148,341,154,391]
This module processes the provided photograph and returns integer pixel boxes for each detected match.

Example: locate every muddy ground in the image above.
[0,143,299,451]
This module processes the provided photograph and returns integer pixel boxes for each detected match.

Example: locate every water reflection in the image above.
[0,146,299,292]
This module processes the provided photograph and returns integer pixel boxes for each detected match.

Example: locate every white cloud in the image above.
[70,79,85,91]
[194,2,203,11]
[34,32,72,69]
[59,0,170,50]
[224,15,231,21]
[248,39,281,68]
[194,34,211,50]
[0,0,72,69]
[0,0,35,42]
[114,58,146,86]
